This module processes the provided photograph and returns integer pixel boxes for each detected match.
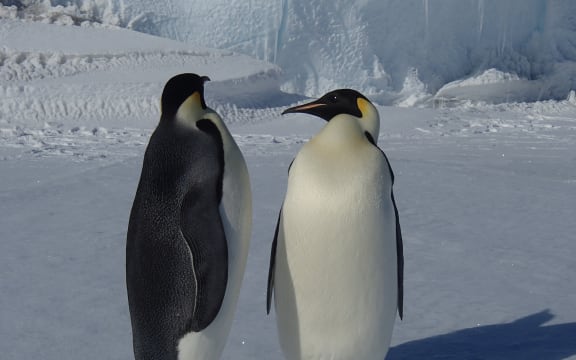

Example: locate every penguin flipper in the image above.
[364,131,404,319]
[392,190,404,320]
[179,119,228,332]
[266,209,282,314]
[180,189,228,331]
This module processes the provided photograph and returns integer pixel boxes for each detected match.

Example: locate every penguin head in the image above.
[160,73,211,124]
[282,89,380,141]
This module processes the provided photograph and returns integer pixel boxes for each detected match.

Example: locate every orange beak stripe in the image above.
[291,103,326,111]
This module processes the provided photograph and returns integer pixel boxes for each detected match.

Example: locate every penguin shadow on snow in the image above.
[387,310,576,360]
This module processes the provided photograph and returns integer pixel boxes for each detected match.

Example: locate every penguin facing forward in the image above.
[267,89,403,360]
[126,73,252,360]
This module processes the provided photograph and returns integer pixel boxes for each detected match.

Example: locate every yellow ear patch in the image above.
[176,91,204,126]
[188,92,201,106]
[357,98,370,118]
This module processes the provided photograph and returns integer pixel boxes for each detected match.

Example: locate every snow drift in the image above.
[0,18,283,128]
[4,0,576,103]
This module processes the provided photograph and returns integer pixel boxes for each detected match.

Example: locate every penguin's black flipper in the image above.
[267,160,293,315]
[364,131,404,319]
[180,188,228,331]
[392,190,404,320]
[179,119,228,332]
[267,210,282,314]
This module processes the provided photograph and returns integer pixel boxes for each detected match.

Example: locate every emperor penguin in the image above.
[126,73,252,360]
[266,89,404,360]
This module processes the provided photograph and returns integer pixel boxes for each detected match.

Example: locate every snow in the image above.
[4,0,576,103]
[0,18,284,130]
[1,8,576,360]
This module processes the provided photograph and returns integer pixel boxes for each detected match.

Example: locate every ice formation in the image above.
[2,0,576,103]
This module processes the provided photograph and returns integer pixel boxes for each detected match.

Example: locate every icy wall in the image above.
[4,0,576,103]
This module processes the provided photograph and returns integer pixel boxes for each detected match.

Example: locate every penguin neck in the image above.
[312,115,366,147]
[358,100,380,144]
[202,109,238,155]
[174,93,207,128]
[173,102,234,150]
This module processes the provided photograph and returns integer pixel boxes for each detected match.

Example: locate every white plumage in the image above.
[268,90,403,360]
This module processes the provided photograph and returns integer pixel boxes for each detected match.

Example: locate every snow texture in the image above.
[1,8,576,360]
[4,0,576,103]
[0,18,285,129]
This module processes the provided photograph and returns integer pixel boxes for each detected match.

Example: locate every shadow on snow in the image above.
[388,310,576,360]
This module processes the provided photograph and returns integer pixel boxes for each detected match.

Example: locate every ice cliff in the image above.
[3,0,576,104]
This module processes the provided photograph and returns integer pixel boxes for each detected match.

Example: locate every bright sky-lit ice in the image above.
[3,0,576,102]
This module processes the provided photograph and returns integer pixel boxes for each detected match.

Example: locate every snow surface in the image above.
[4,0,576,103]
[0,18,285,129]
[1,13,576,360]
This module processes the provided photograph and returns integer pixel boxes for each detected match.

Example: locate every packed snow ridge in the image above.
[3,0,576,104]
[0,18,286,129]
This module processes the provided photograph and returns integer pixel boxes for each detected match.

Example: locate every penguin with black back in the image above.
[127,73,252,360]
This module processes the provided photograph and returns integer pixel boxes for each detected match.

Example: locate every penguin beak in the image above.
[282,100,327,116]
[201,76,211,83]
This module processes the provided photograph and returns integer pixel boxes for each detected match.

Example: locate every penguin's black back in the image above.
[126,119,226,360]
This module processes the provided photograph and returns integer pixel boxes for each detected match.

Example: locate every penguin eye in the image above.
[329,95,338,103]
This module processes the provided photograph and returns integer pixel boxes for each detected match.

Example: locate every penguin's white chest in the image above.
[274,142,398,360]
